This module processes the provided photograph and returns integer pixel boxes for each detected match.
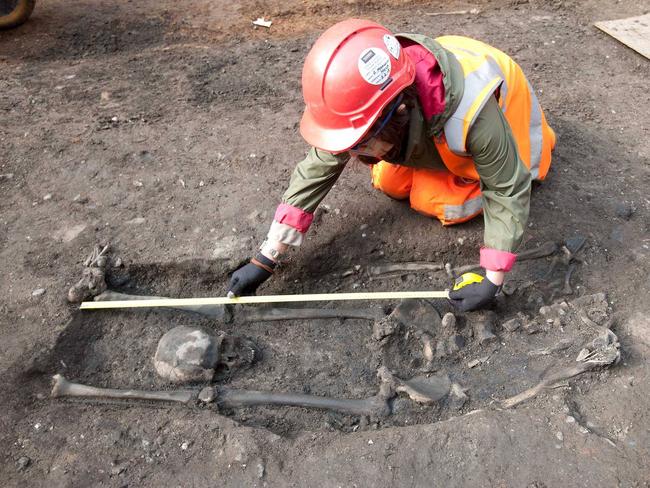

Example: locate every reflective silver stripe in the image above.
[444,59,503,156]
[487,57,508,112]
[527,80,543,179]
[448,45,508,112]
[444,195,483,221]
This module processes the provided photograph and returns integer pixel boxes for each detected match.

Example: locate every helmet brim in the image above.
[299,107,379,154]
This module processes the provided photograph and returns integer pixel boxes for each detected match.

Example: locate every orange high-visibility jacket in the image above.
[433,35,555,183]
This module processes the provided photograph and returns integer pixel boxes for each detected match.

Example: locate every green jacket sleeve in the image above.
[467,96,532,253]
[282,147,350,213]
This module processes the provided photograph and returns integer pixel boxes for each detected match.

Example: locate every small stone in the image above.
[181,441,190,451]
[467,357,488,369]
[43,193,52,201]
[72,194,89,204]
[110,466,125,476]
[523,321,542,334]
[113,257,123,268]
[578,426,589,434]
[360,224,369,231]
[198,387,215,403]
[133,180,143,187]
[16,456,31,471]
[502,317,522,332]
[368,439,374,445]
[565,415,576,424]
[100,91,111,101]
[615,202,634,220]
[256,462,265,479]
[126,217,146,225]
[32,288,46,297]
[556,431,564,441]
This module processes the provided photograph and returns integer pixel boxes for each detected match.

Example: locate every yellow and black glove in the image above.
[448,272,500,312]
[227,253,275,297]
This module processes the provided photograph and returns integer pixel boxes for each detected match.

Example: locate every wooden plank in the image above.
[595,13,650,60]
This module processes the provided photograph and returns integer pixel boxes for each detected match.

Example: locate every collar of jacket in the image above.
[396,33,464,137]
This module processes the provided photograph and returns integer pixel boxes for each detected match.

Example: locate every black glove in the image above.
[228,253,275,297]
[448,272,500,312]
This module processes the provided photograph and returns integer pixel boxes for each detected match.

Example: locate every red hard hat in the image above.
[299,19,415,153]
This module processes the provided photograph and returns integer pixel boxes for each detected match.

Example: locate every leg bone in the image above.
[51,374,195,404]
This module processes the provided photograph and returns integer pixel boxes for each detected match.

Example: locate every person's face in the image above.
[349,93,404,164]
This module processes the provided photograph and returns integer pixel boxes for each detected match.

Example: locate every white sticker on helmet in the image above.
[383,34,400,59]
[358,48,391,85]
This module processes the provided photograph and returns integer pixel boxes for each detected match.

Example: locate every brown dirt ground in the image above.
[1,0,649,486]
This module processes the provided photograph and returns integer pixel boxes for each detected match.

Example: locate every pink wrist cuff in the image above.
[480,247,517,272]
[274,203,314,233]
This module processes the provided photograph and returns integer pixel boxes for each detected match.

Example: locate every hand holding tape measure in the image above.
[448,272,501,312]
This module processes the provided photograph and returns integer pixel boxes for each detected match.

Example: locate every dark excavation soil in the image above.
[1,0,649,486]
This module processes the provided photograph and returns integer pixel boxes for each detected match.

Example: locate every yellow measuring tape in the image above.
[79,290,450,310]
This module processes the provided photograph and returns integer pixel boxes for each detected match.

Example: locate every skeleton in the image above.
[501,328,620,408]
[67,244,110,303]
[50,367,452,417]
